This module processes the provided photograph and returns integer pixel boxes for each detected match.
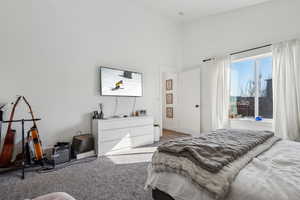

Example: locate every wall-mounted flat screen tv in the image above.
[100,67,143,97]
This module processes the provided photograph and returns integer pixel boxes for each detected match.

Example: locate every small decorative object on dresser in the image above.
[139,109,147,116]
[98,103,104,119]
[92,111,99,119]
[166,107,173,118]
[166,79,173,91]
[166,93,173,104]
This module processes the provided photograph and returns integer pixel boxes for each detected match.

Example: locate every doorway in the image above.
[161,68,201,139]
[177,68,201,136]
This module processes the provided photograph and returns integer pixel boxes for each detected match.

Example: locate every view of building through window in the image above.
[230,55,273,119]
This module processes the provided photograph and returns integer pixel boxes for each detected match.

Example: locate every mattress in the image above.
[146,140,300,200]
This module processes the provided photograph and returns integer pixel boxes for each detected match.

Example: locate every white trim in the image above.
[231,52,272,63]
[230,118,273,132]
[255,59,259,117]
[230,118,273,124]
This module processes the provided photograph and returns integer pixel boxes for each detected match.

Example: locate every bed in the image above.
[145,129,300,200]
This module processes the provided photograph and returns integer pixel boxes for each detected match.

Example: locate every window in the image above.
[230,54,273,119]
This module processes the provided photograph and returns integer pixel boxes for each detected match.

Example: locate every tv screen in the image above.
[100,67,143,97]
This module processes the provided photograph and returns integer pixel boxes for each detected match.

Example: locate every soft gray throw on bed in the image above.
[151,129,280,199]
[158,129,274,173]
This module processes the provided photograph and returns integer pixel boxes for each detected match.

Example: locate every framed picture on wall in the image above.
[166,93,173,104]
[166,79,173,91]
[166,107,173,118]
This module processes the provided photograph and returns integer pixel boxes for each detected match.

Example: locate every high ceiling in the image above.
[135,0,274,22]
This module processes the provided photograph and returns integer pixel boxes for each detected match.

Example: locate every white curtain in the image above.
[212,57,231,130]
[272,39,300,140]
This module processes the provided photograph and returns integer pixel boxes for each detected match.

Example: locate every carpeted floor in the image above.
[0,153,154,200]
[0,132,189,200]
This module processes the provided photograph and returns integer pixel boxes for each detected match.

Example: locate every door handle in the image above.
[195,105,200,108]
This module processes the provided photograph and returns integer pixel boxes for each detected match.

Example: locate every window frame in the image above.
[230,52,273,120]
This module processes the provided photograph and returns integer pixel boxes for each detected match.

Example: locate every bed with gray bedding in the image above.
[145,129,300,200]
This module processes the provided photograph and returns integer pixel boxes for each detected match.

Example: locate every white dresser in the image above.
[92,116,154,156]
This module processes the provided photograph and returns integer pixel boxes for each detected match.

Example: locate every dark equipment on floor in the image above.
[71,134,94,158]
[52,142,71,165]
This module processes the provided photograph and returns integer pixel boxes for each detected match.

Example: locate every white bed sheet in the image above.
[146,140,300,200]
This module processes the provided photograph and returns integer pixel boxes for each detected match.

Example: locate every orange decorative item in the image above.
[0,96,22,167]
[22,97,44,162]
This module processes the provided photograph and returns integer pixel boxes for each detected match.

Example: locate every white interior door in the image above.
[178,68,201,136]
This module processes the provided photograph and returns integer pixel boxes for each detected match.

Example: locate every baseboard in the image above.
[162,128,190,136]
[175,128,200,136]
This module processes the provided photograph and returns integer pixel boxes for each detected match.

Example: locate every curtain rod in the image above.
[202,43,272,63]
[230,44,272,56]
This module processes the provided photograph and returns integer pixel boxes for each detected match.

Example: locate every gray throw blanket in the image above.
[158,129,274,173]
[151,129,280,199]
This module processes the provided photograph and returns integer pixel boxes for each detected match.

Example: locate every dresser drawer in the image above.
[130,125,153,137]
[99,138,131,156]
[131,134,154,147]
[100,128,131,142]
[99,117,153,130]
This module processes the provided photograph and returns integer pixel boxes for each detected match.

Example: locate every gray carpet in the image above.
[0,154,154,200]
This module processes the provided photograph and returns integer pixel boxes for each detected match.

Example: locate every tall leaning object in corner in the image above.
[0,105,4,150]
[0,96,22,167]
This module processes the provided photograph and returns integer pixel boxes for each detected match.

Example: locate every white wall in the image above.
[182,0,300,132]
[0,0,181,147]
[2,0,299,148]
